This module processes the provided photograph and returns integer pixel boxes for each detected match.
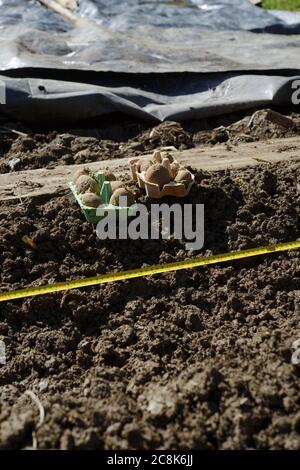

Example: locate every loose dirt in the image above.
[1,108,300,173]
[0,158,299,449]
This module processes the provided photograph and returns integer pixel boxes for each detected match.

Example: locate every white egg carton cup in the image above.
[128,150,195,199]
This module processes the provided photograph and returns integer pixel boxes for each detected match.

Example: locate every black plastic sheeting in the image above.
[1,71,299,124]
[0,0,300,124]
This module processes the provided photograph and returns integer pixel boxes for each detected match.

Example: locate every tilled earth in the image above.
[0,159,299,449]
[1,108,300,173]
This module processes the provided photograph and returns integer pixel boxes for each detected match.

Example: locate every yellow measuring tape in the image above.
[0,240,299,303]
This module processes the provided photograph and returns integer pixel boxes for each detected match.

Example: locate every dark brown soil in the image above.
[1,108,300,173]
[0,119,193,173]
[0,160,299,449]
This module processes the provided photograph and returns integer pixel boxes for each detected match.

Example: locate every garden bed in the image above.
[0,159,299,449]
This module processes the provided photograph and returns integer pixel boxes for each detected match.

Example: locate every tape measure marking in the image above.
[0,240,299,303]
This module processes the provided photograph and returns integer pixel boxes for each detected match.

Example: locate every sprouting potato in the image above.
[144,163,171,189]
[82,192,102,208]
[110,188,135,207]
[76,175,99,194]
[72,167,90,183]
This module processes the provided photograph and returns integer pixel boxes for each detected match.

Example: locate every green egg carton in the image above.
[69,171,139,224]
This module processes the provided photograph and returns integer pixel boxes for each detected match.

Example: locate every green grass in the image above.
[262,0,300,10]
